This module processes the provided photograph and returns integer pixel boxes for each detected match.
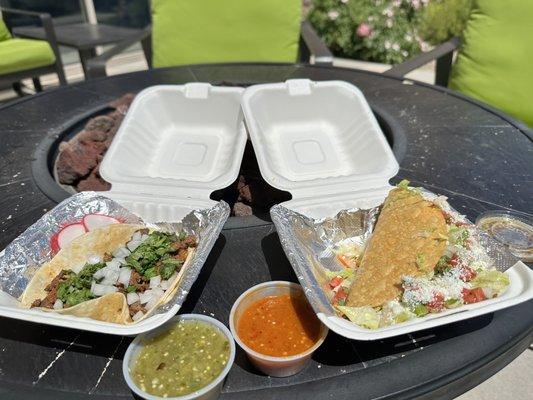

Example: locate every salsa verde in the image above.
[131,320,230,397]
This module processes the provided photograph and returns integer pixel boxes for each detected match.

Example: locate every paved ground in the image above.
[0,53,531,398]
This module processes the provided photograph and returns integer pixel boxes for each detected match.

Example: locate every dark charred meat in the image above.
[129,301,146,317]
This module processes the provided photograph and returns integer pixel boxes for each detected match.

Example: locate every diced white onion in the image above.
[101,269,120,286]
[160,280,170,290]
[152,288,165,299]
[132,310,144,321]
[118,267,132,287]
[139,290,153,305]
[91,283,118,296]
[88,254,102,264]
[71,262,84,274]
[114,257,126,266]
[132,231,141,242]
[127,239,141,252]
[126,292,140,305]
[106,259,121,270]
[150,275,161,289]
[112,246,130,258]
[140,234,149,242]
[53,299,63,310]
[145,296,159,311]
[93,267,108,280]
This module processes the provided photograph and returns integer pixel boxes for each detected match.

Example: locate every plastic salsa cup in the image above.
[229,281,328,377]
[476,210,533,262]
[123,314,236,400]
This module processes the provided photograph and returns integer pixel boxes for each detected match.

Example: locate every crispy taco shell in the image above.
[20,224,195,324]
[346,187,447,308]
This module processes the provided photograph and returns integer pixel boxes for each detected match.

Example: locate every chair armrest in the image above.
[1,7,62,72]
[300,20,333,66]
[85,26,151,79]
[384,37,461,81]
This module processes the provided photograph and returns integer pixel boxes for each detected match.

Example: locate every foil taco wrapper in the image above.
[270,189,518,318]
[0,191,229,319]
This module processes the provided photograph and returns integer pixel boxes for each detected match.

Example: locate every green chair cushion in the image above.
[151,0,301,68]
[0,38,56,75]
[0,19,11,41]
[449,0,533,126]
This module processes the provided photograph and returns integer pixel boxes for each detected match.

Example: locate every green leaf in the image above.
[126,285,137,293]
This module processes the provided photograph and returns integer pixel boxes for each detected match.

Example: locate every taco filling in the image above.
[29,228,197,322]
[328,180,510,329]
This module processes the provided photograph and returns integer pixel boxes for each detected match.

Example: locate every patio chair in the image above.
[384,0,533,127]
[85,0,333,79]
[0,7,66,95]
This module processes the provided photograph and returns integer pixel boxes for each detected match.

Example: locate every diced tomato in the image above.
[329,276,343,289]
[442,211,453,224]
[462,287,486,304]
[459,266,477,282]
[428,292,445,312]
[333,288,348,304]
[449,254,459,267]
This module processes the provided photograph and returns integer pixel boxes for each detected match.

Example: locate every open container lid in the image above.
[100,83,247,221]
[241,79,399,216]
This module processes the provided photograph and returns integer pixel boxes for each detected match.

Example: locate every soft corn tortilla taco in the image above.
[346,186,448,308]
[20,224,196,324]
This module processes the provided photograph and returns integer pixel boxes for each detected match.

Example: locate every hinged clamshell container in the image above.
[242,79,399,219]
[242,79,533,340]
[101,83,247,221]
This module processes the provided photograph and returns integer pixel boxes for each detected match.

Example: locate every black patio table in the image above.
[0,63,531,400]
[12,23,143,77]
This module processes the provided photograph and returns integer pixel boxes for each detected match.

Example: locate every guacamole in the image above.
[131,320,230,397]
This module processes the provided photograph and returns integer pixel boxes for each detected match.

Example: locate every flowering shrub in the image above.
[308,0,431,64]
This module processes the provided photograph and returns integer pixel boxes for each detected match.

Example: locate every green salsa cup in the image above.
[123,314,236,400]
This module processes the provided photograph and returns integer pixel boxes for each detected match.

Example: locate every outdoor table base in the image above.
[0,63,531,400]
[13,23,143,77]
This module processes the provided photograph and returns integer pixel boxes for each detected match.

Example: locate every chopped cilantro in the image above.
[56,263,104,307]
[126,285,137,293]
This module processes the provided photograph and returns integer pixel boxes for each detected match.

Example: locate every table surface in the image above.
[0,64,531,400]
[13,22,142,49]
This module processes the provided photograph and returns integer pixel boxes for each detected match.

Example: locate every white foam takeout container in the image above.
[101,83,247,222]
[241,79,533,340]
[0,84,247,335]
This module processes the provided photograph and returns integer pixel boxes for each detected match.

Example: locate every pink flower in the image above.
[356,23,372,38]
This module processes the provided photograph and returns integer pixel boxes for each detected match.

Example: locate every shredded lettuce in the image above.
[449,225,469,247]
[325,268,354,280]
[471,270,510,296]
[336,305,380,330]
[397,179,410,190]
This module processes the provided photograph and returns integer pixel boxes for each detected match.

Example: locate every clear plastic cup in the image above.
[123,314,235,400]
[476,211,533,262]
[229,281,328,377]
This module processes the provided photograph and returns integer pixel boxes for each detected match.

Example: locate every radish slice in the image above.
[82,214,119,232]
[56,223,87,250]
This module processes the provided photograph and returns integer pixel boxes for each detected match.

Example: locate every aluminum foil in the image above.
[0,191,229,318]
[270,190,519,318]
